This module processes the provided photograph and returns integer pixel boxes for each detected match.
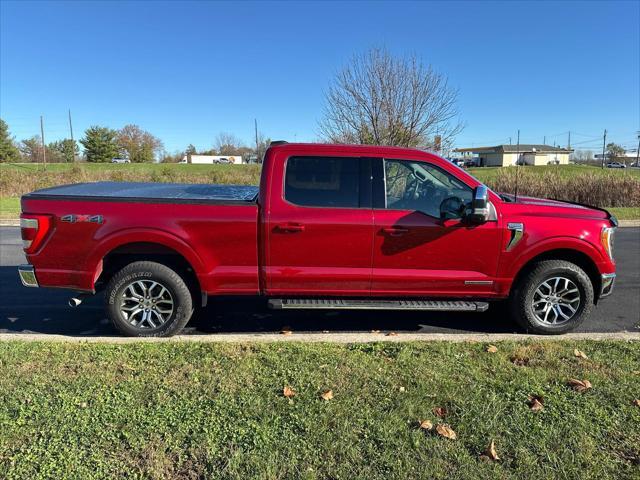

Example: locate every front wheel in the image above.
[509,260,594,334]
[105,261,193,337]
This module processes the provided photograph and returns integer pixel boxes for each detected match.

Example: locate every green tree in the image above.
[117,124,163,163]
[19,136,44,163]
[0,119,21,162]
[606,143,626,162]
[48,139,79,162]
[80,126,119,162]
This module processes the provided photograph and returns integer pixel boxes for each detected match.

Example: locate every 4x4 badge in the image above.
[61,214,103,224]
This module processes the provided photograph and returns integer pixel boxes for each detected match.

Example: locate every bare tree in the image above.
[319,48,463,150]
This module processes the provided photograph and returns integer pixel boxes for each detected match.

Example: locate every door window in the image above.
[383,159,472,218]
[285,156,360,208]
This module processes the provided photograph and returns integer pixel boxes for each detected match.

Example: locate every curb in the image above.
[1,219,639,228]
[0,331,638,343]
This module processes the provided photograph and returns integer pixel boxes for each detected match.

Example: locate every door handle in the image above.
[275,223,305,233]
[382,227,409,236]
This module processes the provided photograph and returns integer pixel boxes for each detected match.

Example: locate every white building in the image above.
[454,144,573,167]
[180,155,242,164]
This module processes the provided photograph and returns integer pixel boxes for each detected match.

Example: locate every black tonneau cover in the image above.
[24,182,259,205]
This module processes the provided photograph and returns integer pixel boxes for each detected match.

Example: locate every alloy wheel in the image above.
[532,276,581,325]
[119,280,174,329]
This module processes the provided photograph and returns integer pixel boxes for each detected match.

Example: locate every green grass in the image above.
[1,163,639,219]
[0,340,638,479]
[467,164,640,182]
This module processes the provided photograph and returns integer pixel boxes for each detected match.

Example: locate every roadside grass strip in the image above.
[0,340,638,479]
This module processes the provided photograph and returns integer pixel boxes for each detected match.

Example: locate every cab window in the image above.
[285,156,360,208]
[383,159,472,218]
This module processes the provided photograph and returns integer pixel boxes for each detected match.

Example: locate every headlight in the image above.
[601,227,615,261]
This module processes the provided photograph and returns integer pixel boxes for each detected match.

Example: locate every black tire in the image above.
[105,261,193,337]
[509,260,594,335]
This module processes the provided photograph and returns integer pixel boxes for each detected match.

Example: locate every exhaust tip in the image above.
[68,297,83,307]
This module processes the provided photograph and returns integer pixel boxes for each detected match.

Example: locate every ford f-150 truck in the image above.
[18,142,617,336]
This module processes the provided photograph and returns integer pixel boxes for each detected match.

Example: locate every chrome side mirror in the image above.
[468,185,490,223]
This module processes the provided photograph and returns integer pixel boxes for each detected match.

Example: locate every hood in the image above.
[499,193,611,220]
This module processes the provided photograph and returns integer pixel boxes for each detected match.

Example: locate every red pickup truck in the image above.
[18,142,617,336]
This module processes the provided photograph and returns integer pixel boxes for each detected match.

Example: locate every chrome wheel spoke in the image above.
[119,279,174,330]
[532,276,581,325]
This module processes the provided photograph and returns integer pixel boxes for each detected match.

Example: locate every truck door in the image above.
[371,158,502,296]
[266,155,374,295]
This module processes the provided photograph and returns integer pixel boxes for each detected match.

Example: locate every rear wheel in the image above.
[509,260,594,334]
[105,261,193,337]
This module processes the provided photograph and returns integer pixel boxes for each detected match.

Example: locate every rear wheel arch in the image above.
[96,242,204,306]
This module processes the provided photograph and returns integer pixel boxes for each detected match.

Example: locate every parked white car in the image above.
[111,158,130,164]
[606,162,626,169]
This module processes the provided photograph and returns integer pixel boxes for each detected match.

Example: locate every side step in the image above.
[268,299,489,312]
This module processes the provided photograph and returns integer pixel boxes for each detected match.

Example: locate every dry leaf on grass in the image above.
[528,395,544,412]
[433,406,447,417]
[399,386,406,393]
[77,401,87,409]
[483,440,500,461]
[320,389,334,401]
[418,420,433,431]
[435,424,457,440]
[568,378,592,392]
[633,399,640,408]
[283,386,296,398]
[574,349,588,359]
[486,345,498,353]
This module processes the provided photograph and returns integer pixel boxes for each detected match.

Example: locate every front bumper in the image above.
[18,265,39,287]
[600,273,616,298]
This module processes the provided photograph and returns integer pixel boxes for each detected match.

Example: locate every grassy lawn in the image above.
[0,340,638,479]
[467,164,640,182]
[1,163,638,219]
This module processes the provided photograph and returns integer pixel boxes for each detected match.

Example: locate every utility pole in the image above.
[543,135,546,145]
[601,129,607,169]
[514,129,521,202]
[40,115,47,169]
[68,109,76,162]
[508,136,511,145]
[254,118,259,164]
[568,131,571,149]
[636,131,639,165]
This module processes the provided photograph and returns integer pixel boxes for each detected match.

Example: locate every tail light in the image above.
[20,214,53,254]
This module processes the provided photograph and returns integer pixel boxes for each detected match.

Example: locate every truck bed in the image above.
[23,182,259,205]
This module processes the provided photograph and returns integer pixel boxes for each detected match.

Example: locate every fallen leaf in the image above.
[386,332,398,336]
[574,349,588,359]
[633,399,640,408]
[418,419,433,430]
[399,386,406,393]
[568,378,592,393]
[528,395,544,412]
[283,386,296,398]
[435,424,457,440]
[433,406,447,417]
[632,371,640,376]
[484,440,500,461]
[486,345,498,353]
[77,401,87,409]
[320,389,334,401]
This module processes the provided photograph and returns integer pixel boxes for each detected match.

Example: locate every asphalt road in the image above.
[1,227,638,336]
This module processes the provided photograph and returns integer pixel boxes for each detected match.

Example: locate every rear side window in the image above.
[285,156,360,208]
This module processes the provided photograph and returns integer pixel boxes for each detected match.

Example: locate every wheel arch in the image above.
[510,248,602,303]
[91,232,206,306]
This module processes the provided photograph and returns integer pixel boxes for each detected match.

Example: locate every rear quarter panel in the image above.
[21,197,259,294]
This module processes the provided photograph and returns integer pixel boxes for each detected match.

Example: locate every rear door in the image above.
[371,158,502,296]
[266,155,374,295]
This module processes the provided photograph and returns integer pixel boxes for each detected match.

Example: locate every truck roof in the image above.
[267,142,441,158]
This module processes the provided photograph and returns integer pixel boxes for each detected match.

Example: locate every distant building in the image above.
[180,155,242,164]
[454,144,573,167]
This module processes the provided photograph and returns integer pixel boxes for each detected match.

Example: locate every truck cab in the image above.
[19,143,617,336]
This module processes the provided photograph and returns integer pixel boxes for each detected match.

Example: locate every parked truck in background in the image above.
[18,142,617,336]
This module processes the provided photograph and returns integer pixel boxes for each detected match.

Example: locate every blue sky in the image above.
[1,0,638,154]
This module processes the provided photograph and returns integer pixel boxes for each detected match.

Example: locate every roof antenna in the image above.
[514,129,520,202]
